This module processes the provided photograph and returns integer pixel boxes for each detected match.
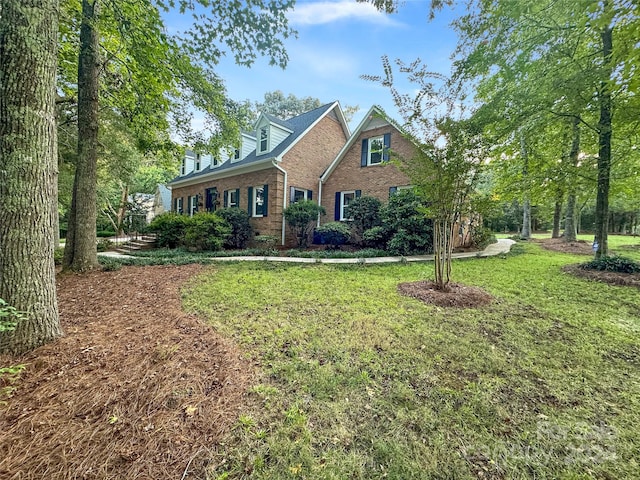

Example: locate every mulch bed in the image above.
[397,281,494,308]
[0,264,254,480]
[562,264,640,289]
[535,237,594,255]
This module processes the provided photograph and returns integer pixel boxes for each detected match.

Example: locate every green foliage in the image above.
[96,238,113,252]
[0,298,25,333]
[99,258,122,271]
[54,247,64,266]
[0,364,26,404]
[97,230,116,238]
[470,226,497,250]
[254,235,279,255]
[344,196,382,245]
[216,208,253,249]
[363,190,433,255]
[283,200,326,248]
[579,255,640,274]
[183,212,230,252]
[148,212,190,248]
[314,222,351,249]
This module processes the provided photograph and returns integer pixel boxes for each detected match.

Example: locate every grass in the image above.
[180,240,640,479]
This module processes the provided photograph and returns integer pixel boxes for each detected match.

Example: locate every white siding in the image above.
[269,125,290,151]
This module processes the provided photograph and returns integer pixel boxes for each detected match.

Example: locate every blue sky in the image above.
[177,0,465,130]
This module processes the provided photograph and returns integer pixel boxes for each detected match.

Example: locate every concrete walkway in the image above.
[99,238,516,265]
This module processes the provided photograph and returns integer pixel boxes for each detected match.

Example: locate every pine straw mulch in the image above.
[0,264,255,480]
[562,264,640,289]
[397,281,494,308]
[535,237,594,255]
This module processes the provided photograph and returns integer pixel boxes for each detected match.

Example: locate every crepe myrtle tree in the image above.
[364,56,487,291]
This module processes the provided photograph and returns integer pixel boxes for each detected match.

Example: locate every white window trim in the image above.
[189,196,197,216]
[226,190,238,208]
[367,136,385,166]
[176,197,183,213]
[195,153,201,172]
[292,187,308,203]
[340,191,356,221]
[252,186,265,218]
[258,126,269,154]
[180,158,187,176]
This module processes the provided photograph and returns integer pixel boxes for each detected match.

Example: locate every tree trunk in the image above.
[564,117,580,242]
[0,0,62,354]
[594,23,613,259]
[63,0,100,272]
[519,134,531,240]
[551,192,562,239]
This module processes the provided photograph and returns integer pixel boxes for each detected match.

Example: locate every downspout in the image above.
[317,178,323,227]
[272,160,288,246]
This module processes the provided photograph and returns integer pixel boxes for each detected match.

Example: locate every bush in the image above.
[148,213,190,248]
[470,226,497,250]
[315,222,351,249]
[99,258,122,271]
[97,230,116,238]
[96,238,113,252]
[361,190,433,255]
[344,196,382,245]
[183,212,231,251]
[579,255,640,274]
[254,235,279,254]
[54,247,64,266]
[216,208,253,249]
[284,200,326,247]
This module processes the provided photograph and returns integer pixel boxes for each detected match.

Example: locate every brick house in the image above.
[168,102,350,245]
[320,105,414,222]
[319,105,470,247]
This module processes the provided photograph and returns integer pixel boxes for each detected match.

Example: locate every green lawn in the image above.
[182,241,640,479]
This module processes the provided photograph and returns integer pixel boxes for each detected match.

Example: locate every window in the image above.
[361,133,391,167]
[195,154,201,171]
[175,197,183,214]
[291,187,312,203]
[225,189,239,208]
[389,185,413,196]
[233,148,240,160]
[180,158,187,175]
[252,186,265,217]
[368,136,384,165]
[212,157,220,167]
[189,195,198,216]
[205,187,218,212]
[259,126,268,153]
[340,191,355,221]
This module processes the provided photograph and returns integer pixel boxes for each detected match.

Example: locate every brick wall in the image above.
[171,167,285,240]
[282,112,347,204]
[321,123,413,222]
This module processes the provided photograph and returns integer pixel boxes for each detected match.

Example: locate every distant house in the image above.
[153,184,172,218]
[168,102,350,245]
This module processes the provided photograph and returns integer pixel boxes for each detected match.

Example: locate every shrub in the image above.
[284,200,326,247]
[579,255,640,274]
[96,238,113,252]
[470,226,497,250]
[148,213,190,248]
[254,235,279,255]
[361,190,433,255]
[100,258,122,271]
[216,208,253,249]
[54,247,64,266]
[183,212,231,251]
[344,196,382,245]
[97,230,116,238]
[315,222,351,249]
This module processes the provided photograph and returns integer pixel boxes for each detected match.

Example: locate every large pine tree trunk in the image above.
[0,0,62,354]
[564,118,580,242]
[63,0,100,271]
[594,24,613,259]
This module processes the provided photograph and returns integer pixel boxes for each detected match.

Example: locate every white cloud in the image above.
[289,0,400,26]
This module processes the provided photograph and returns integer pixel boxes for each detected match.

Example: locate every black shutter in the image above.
[263,184,268,216]
[389,186,397,197]
[235,188,240,208]
[173,198,177,212]
[307,190,312,201]
[335,191,341,220]
[223,190,228,208]
[247,187,253,216]
[361,138,368,167]
[383,133,391,162]
[355,190,362,198]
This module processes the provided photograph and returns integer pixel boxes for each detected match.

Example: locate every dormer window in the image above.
[259,126,268,153]
[234,148,240,160]
[195,153,201,171]
[180,158,186,176]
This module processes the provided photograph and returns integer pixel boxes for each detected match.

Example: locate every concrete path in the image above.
[99,238,516,265]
